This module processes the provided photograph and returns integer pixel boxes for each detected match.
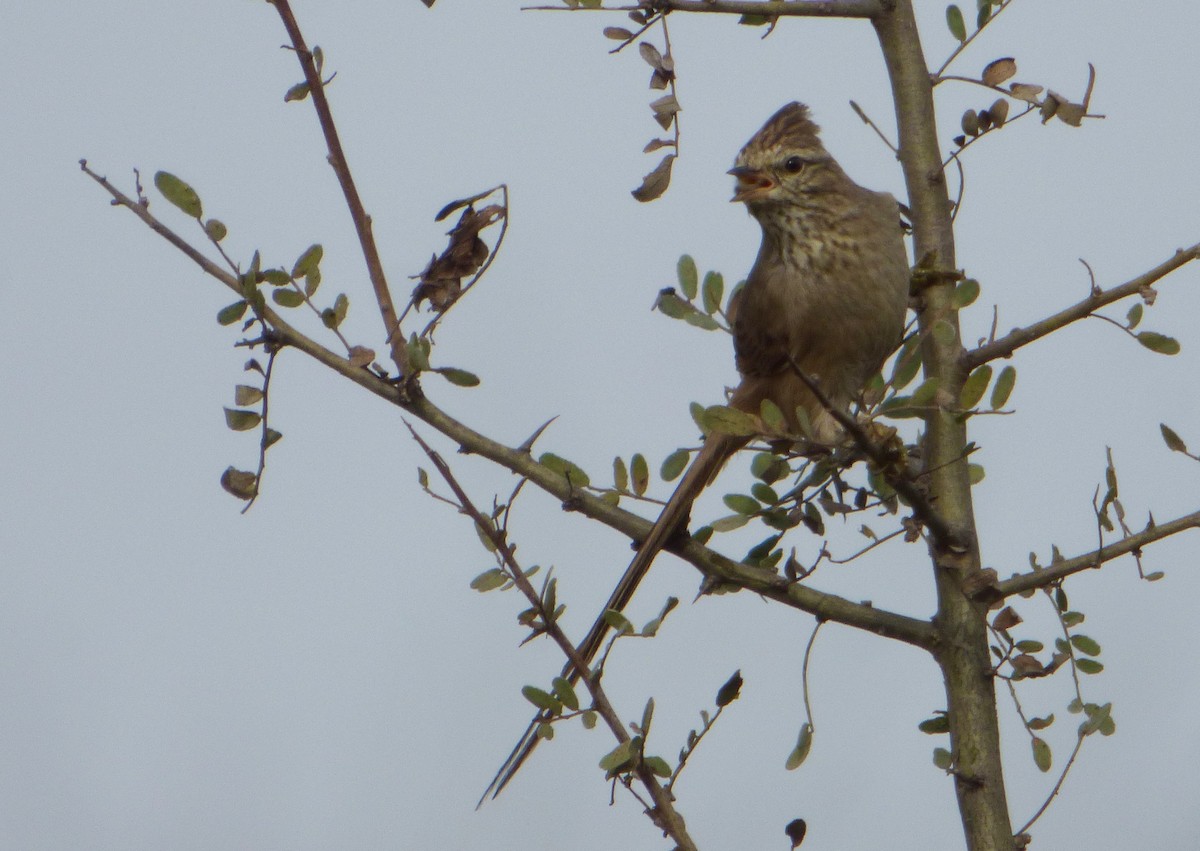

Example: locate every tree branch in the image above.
[523,0,883,18]
[963,243,1200,369]
[81,160,936,651]
[270,0,405,371]
[996,510,1200,597]
[407,425,698,851]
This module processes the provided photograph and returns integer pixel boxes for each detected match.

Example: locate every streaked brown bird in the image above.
[481,102,910,802]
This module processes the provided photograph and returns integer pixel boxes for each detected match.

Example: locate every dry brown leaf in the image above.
[1008,82,1044,104]
[989,97,1010,127]
[631,154,675,203]
[649,93,680,130]
[982,57,1017,87]
[638,41,663,70]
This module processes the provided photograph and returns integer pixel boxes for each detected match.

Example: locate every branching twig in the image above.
[932,0,1017,80]
[963,243,1200,369]
[522,0,883,18]
[405,423,699,851]
[788,357,968,552]
[270,1,405,370]
[997,510,1200,597]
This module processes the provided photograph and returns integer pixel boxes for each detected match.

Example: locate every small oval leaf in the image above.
[153,171,202,218]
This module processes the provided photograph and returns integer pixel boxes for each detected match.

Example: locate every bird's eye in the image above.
[783,156,805,174]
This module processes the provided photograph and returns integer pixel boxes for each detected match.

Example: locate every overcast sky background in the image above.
[3,2,1198,849]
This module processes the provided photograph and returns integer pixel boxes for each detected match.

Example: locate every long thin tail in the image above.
[478,432,742,804]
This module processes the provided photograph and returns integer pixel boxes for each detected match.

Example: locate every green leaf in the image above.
[1136,331,1180,355]
[759,398,786,432]
[785,723,813,770]
[333,293,349,324]
[677,255,698,300]
[535,722,554,740]
[683,311,720,331]
[750,452,786,483]
[284,81,310,102]
[660,449,689,482]
[599,737,640,774]
[1070,634,1101,656]
[521,685,562,715]
[654,290,690,319]
[204,219,227,242]
[710,514,749,532]
[263,428,283,448]
[1014,639,1044,653]
[932,318,958,347]
[946,4,967,41]
[704,405,758,437]
[644,755,672,778]
[640,697,655,736]
[750,482,779,505]
[1075,658,1104,675]
[715,669,743,707]
[613,456,629,491]
[153,171,202,218]
[932,747,953,770]
[291,244,324,279]
[539,452,591,487]
[910,377,941,408]
[990,365,1016,409]
[890,336,923,390]
[581,710,598,729]
[435,367,481,387]
[470,568,508,592]
[1031,737,1052,772]
[234,384,263,406]
[219,467,258,500]
[959,364,992,410]
[272,288,305,308]
[918,715,950,734]
[702,271,724,314]
[223,408,261,431]
[1027,714,1055,731]
[217,301,248,326]
[602,609,635,635]
[552,677,580,711]
[968,463,985,484]
[1126,302,1143,329]
[723,494,760,515]
[631,453,649,496]
[952,278,980,308]
[1160,423,1188,454]
[262,269,291,286]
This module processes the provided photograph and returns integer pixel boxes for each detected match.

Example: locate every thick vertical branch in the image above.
[873,3,1015,850]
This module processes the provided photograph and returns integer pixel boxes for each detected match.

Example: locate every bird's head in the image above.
[729,102,838,211]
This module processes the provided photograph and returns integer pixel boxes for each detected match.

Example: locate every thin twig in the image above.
[405,422,699,851]
[271,1,404,370]
[788,358,966,551]
[522,0,883,18]
[964,243,1200,369]
[932,0,1017,79]
[997,509,1200,597]
[82,159,938,649]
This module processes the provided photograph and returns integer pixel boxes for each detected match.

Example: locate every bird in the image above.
[480,101,910,802]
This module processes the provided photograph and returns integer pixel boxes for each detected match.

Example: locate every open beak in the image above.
[728,166,775,203]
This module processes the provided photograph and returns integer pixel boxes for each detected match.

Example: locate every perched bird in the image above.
[481,102,910,801]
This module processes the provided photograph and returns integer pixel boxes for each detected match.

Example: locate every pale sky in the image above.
[3,2,1198,849]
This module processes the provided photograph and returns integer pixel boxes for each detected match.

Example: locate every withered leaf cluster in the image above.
[411,198,505,313]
